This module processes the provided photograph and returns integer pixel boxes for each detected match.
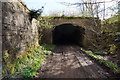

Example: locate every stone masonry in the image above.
[2,1,39,56]
[43,17,101,47]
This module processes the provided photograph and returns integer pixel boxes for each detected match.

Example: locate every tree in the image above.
[29,6,44,20]
[60,0,101,17]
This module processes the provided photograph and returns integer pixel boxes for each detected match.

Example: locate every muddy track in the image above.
[38,45,110,78]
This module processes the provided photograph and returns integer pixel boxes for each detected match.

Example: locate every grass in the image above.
[107,14,119,24]
[44,15,83,18]
[81,48,120,73]
[41,44,56,51]
[3,44,56,78]
[94,51,105,55]
[101,14,120,25]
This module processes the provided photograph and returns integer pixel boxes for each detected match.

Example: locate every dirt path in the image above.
[38,45,110,78]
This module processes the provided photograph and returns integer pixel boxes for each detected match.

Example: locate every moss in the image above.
[43,15,93,18]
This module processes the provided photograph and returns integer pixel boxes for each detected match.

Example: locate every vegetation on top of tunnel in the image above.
[44,11,81,18]
[3,44,55,78]
[46,15,81,18]
[105,15,120,24]
[81,48,120,74]
[43,15,99,19]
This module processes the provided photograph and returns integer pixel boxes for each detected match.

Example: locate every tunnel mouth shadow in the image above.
[52,23,85,46]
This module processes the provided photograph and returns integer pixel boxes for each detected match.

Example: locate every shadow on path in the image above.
[38,45,110,78]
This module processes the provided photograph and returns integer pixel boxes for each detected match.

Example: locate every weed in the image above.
[3,44,55,78]
[94,51,104,55]
[108,44,117,54]
[41,44,56,51]
[81,48,120,73]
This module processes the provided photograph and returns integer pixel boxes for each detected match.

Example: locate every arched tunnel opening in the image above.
[52,24,85,46]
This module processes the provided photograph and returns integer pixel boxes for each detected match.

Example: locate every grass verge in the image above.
[3,44,55,78]
[80,48,120,74]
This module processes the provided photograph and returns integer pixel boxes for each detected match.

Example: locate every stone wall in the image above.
[1,0,101,56]
[43,17,101,48]
[0,2,2,79]
[1,1,39,56]
[52,17,101,32]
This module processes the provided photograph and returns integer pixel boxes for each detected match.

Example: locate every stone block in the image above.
[2,2,39,56]
[2,23,12,30]
[2,12,13,24]
[2,30,17,36]
[0,22,2,36]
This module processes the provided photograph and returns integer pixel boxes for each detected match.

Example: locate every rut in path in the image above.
[38,45,110,78]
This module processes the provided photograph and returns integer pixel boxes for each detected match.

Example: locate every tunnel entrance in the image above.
[52,24,85,46]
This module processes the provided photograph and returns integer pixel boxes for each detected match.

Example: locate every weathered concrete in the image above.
[2,1,39,56]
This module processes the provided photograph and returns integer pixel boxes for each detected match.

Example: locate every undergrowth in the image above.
[41,44,56,51]
[3,44,55,78]
[81,48,120,73]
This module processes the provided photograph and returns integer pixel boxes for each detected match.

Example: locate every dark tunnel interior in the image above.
[52,24,85,46]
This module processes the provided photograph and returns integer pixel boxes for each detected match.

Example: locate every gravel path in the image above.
[38,45,110,78]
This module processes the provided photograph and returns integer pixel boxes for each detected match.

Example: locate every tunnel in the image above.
[52,23,85,46]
